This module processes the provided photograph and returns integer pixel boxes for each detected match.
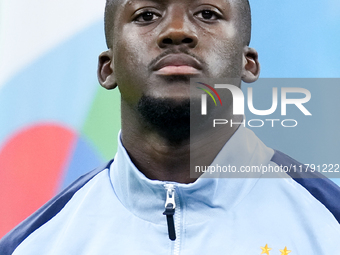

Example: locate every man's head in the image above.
[98,0,259,142]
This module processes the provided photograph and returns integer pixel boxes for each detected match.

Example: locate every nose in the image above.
[157,8,198,49]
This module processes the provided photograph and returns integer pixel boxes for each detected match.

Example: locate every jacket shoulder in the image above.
[271,150,340,223]
[0,160,113,255]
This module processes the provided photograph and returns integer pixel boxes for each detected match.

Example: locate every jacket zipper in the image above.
[163,184,176,241]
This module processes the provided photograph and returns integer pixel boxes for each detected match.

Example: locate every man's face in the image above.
[107,0,246,107]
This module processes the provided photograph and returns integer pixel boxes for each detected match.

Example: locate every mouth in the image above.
[152,53,202,76]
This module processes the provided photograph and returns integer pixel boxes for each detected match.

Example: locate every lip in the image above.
[152,53,202,75]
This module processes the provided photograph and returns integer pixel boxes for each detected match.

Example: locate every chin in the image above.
[137,95,190,143]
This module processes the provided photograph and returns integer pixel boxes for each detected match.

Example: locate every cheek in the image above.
[113,33,154,105]
[115,40,141,76]
[113,42,142,103]
[114,27,155,78]
[203,37,243,78]
[116,26,155,65]
[198,23,243,78]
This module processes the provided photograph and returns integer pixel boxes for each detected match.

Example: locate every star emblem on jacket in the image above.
[260,244,291,255]
[260,244,272,255]
[279,246,291,255]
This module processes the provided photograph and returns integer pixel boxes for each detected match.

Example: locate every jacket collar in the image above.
[109,126,274,224]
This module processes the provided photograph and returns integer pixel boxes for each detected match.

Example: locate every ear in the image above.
[241,47,260,83]
[97,49,117,89]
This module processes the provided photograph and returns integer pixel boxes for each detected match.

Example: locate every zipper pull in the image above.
[163,184,176,241]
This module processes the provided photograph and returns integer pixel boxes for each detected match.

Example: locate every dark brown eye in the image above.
[135,11,160,22]
[196,10,220,21]
[202,10,213,19]
[141,12,154,21]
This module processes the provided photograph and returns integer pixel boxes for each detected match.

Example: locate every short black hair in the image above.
[104,0,251,48]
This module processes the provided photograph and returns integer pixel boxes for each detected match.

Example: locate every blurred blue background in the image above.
[246,0,340,185]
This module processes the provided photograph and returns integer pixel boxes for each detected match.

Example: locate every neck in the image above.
[120,102,241,184]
